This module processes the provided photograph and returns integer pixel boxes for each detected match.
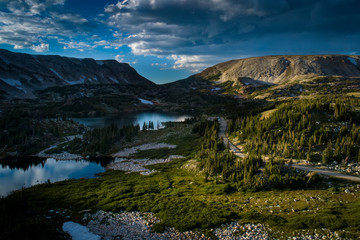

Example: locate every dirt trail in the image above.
[219,117,246,158]
[208,117,245,158]
[217,117,360,183]
[292,165,360,183]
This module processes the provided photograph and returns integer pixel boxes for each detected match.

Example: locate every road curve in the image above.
[292,165,360,183]
[213,116,360,183]
[217,117,245,158]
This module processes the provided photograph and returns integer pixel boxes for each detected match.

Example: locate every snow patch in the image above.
[32,55,40,63]
[65,78,85,85]
[96,60,104,66]
[1,78,22,87]
[0,55,9,64]
[79,75,86,83]
[348,57,357,65]
[62,221,100,240]
[50,68,65,80]
[36,75,44,83]
[211,87,221,91]
[16,87,27,93]
[109,77,119,83]
[138,98,153,105]
[50,68,85,85]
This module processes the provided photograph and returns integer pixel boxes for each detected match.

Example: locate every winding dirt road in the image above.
[291,165,360,183]
[218,117,245,158]
[216,117,360,183]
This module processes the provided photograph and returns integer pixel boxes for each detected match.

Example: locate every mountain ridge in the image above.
[0,49,154,99]
[193,54,360,85]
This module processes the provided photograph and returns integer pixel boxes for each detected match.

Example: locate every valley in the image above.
[1,50,360,239]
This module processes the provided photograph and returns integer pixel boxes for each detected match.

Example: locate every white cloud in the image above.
[168,54,209,72]
[115,54,137,65]
[115,54,125,62]
[116,0,140,10]
[30,43,49,52]
[7,0,65,16]
[151,62,167,67]
[60,40,94,51]
[128,41,163,55]
[51,12,88,24]
[47,0,66,5]
[0,0,93,52]
[93,39,123,49]
[105,0,140,13]
[13,44,25,50]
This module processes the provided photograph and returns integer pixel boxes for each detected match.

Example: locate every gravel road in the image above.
[217,117,360,183]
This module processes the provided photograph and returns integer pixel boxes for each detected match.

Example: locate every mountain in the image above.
[177,55,360,99]
[196,55,360,85]
[0,49,154,99]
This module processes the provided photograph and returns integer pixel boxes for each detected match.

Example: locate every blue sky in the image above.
[0,0,359,84]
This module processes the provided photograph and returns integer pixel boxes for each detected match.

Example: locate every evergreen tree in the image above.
[322,140,333,164]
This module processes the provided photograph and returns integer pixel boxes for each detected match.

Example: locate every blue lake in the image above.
[0,158,107,197]
[72,112,190,129]
[0,112,191,197]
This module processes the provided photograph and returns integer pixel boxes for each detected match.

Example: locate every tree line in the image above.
[66,123,139,156]
[194,119,310,191]
[227,96,360,164]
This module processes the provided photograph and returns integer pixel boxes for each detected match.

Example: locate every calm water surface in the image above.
[72,112,190,129]
[0,158,108,197]
[0,112,191,197]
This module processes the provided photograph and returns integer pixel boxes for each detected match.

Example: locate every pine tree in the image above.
[333,138,341,161]
[322,140,333,164]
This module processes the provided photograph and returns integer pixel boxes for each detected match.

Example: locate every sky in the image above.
[0,0,359,84]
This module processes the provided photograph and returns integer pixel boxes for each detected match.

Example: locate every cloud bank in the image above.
[105,0,360,71]
[0,0,93,52]
[0,0,359,74]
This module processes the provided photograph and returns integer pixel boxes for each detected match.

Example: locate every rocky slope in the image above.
[193,55,360,86]
[0,49,154,99]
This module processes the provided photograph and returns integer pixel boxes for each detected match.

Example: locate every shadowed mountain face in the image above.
[194,55,360,85]
[0,49,154,99]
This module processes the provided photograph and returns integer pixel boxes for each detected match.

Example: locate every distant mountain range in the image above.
[191,55,360,86]
[0,49,154,99]
[1,49,360,100]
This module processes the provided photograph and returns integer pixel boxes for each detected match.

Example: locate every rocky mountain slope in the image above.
[194,55,360,86]
[0,49,154,99]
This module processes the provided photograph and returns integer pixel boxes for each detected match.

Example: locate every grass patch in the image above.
[260,108,278,120]
[2,168,360,239]
[347,92,360,97]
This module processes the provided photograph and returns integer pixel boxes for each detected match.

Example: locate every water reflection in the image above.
[0,156,46,170]
[72,112,190,129]
[0,158,108,197]
[1,112,191,197]
[0,156,114,171]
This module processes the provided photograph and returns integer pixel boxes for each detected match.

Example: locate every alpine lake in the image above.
[0,112,190,196]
